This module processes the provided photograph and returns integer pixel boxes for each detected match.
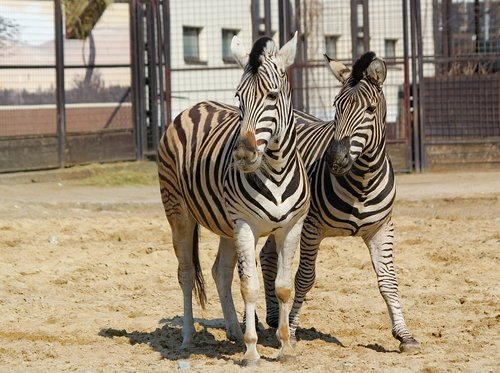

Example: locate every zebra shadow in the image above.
[295,327,344,347]
[99,316,345,362]
[99,316,276,363]
[253,324,344,348]
[357,343,399,353]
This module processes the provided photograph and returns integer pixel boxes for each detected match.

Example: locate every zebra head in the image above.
[230,32,298,173]
[324,52,387,176]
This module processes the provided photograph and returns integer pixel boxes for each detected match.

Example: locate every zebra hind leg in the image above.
[212,237,244,343]
[259,235,279,328]
[364,220,420,353]
[288,222,322,343]
[168,212,204,350]
[260,224,322,345]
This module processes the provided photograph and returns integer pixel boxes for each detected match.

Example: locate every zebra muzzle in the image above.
[326,137,352,175]
[233,135,261,172]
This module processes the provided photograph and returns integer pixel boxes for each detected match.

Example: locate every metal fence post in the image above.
[414,0,426,169]
[129,0,143,160]
[162,0,172,132]
[54,0,66,168]
[251,0,260,42]
[403,0,413,171]
[278,0,292,47]
[410,0,421,172]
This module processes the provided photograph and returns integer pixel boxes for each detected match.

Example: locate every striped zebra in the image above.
[157,33,310,364]
[259,51,420,352]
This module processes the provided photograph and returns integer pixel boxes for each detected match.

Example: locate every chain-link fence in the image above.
[0,0,134,171]
[0,0,498,172]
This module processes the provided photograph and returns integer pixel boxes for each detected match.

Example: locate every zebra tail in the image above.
[192,223,207,309]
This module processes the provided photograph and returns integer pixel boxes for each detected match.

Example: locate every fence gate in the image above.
[129,0,171,160]
[131,0,418,171]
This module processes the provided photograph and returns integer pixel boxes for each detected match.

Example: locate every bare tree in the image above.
[0,15,19,54]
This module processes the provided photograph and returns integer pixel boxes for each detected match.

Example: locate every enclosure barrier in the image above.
[0,0,498,173]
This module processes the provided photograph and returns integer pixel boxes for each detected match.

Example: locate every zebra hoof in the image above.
[277,349,296,363]
[290,335,297,348]
[399,339,421,353]
[242,357,260,367]
[277,353,296,363]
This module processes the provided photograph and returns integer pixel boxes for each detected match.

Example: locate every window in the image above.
[183,26,203,64]
[325,35,339,59]
[222,29,239,63]
[385,39,397,60]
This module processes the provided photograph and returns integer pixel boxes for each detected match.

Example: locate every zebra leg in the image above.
[212,237,244,343]
[364,220,420,352]
[259,235,279,328]
[289,221,322,342]
[273,221,304,361]
[169,213,198,350]
[234,220,260,365]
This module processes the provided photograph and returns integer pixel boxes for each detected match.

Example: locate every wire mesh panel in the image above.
[63,2,132,134]
[0,0,59,171]
[422,0,500,141]
[0,0,135,171]
[418,0,500,169]
[0,0,57,137]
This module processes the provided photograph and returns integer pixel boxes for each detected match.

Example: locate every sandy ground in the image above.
[0,166,498,372]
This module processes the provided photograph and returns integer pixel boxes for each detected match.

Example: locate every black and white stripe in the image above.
[259,52,420,352]
[157,34,310,364]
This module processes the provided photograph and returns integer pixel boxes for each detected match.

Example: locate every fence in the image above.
[0,0,499,173]
[0,0,134,172]
[420,0,500,170]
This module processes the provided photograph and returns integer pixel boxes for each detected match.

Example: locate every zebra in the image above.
[157,33,310,364]
[258,51,420,352]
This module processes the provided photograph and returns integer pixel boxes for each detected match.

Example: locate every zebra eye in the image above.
[267,91,279,100]
[366,105,376,113]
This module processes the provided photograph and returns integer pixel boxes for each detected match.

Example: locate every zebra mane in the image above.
[247,36,277,74]
[350,51,377,86]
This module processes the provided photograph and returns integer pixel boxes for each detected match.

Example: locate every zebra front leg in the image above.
[234,220,260,365]
[273,221,303,361]
[364,220,420,352]
[212,237,244,343]
[169,214,200,350]
[259,235,279,328]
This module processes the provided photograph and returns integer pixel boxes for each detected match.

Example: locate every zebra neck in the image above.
[264,117,298,171]
[350,147,389,189]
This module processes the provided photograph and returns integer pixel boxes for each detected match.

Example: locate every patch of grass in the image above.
[69,161,158,186]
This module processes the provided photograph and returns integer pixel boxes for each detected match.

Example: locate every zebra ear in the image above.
[277,31,298,70]
[324,54,351,84]
[366,58,387,86]
[231,35,249,68]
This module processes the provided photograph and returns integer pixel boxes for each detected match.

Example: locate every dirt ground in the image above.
[0,164,498,372]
